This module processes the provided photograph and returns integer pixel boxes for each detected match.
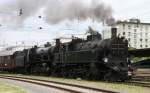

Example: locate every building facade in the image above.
[103,19,150,49]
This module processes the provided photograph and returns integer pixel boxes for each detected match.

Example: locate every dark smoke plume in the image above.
[44,0,114,25]
[0,0,114,25]
[0,0,46,25]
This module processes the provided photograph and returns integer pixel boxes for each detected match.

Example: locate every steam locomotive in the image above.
[0,27,132,81]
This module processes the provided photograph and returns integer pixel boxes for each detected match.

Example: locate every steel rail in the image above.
[0,75,119,93]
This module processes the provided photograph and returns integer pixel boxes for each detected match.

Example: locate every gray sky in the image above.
[103,0,150,22]
[0,0,150,48]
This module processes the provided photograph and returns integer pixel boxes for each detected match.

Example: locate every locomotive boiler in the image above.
[24,44,54,74]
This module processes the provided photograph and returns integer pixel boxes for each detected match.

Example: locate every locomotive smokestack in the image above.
[56,39,60,46]
[111,27,117,38]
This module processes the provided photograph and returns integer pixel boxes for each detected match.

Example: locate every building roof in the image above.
[117,21,150,25]
[117,19,150,25]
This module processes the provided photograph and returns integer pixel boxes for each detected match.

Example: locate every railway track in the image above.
[0,75,119,93]
[127,81,150,88]
[127,68,150,88]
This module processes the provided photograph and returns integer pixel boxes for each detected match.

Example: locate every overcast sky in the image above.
[0,0,150,48]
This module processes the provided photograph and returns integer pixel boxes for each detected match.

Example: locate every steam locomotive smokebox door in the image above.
[111,28,117,38]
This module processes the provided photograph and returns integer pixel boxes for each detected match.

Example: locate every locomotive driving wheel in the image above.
[104,70,118,82]
[86,63,100,80]
[24,64,32,74]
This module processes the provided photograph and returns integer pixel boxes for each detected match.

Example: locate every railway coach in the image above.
[0,50,15,71]
[0,47,29,72]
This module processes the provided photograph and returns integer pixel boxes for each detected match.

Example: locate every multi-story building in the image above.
[103,19,150,49]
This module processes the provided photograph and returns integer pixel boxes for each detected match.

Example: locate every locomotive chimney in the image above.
[56,39,60,46]
[111,27,117,38]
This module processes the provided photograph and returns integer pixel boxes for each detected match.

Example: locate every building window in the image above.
[145,39,148,42]
[145,45,148,48]
[134,29,137,32]
[123,24,125,29]
[128,25,131,30]
[145,33,148,36]
[140,45,142,48]
[128,32,131,36]
[140,39,143,41]
[134,34,136,38]
[123,32,125,35]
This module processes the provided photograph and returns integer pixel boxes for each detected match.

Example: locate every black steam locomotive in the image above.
[0,27,132,81]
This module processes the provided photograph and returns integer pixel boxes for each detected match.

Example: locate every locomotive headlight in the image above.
[103,57,108,63]
[4,64,7,66]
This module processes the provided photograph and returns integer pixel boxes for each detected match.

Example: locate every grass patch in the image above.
[0,82,28,93]
[28,76,150,93]
[1,74,150,93]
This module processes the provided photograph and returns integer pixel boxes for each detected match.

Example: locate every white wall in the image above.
[103,23,150,49]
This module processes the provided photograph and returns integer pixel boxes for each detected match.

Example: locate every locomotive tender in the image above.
[0,27,132,81]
